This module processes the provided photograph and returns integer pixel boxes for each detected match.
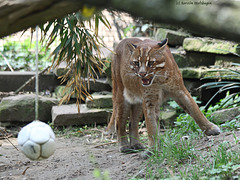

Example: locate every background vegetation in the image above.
[0,37,51,71]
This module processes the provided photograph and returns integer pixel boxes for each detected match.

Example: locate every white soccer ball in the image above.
[17,120,56,160]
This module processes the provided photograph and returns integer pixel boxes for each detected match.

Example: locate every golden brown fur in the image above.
[106,38,220,153]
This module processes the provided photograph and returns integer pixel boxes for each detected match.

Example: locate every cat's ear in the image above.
[127,42,137,53]
[150,38,168,55]
[157,38,168,49]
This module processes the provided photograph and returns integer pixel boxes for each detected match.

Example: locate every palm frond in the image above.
[201,63,240,109]
[40,11,110,112]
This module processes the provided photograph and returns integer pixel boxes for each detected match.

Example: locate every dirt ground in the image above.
[0,128,240,180]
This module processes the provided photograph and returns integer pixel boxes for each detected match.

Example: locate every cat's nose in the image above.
[139,72,147,77]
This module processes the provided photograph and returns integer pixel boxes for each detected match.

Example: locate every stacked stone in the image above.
[0,60,113,127]
[155,28,240,79]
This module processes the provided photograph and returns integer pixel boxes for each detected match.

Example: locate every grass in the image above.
[51,94,240,179]
[130,95,240,179]
[131,131,240,180]
[141,131,197,179]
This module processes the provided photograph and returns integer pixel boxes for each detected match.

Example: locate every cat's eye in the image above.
[148,61,154,67]
[134,61,140,66]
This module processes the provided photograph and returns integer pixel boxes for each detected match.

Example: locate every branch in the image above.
[15,66,50,94]
[0,0,83,38]
[1,0,240,42]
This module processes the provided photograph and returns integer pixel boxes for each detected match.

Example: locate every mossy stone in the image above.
[215,55,240,67]
[0,94,58,124]
[183,38,240,55]
[54,86,76,99]
[180,68,202,79]
[86,92,112,109]
[180,67,240,80]
[172,52,187,68]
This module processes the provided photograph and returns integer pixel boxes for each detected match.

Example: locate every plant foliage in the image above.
[0,37,51,71]
[200,63,240,108]
[40,11,110,111]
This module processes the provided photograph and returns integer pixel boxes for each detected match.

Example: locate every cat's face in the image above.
[128,39,168,86]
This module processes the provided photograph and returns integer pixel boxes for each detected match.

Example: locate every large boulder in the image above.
[52,104,111,126]
[172,51,186,68]
[185,52,215,67]
[0,94,58,125]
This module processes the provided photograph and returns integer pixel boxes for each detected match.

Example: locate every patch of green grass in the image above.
[220,115,240,131]
[138,130,197,179]
[207,162,240,179]
[212,142,233,168]
[133,136,240,179]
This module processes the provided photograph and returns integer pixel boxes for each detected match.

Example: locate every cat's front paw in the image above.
[205,123,221,136]
[120,143,145,153]
[131,143,145,151]
[119,145,132,153]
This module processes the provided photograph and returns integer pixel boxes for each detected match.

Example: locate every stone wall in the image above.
[154,28,240,104]
[155,28,240,68]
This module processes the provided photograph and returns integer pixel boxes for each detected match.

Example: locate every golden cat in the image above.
[105,38,220,153]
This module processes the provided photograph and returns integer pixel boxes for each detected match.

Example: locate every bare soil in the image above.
[0,128,240,180]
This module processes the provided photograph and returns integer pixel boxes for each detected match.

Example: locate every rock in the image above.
[211,107,240,124]
[54,79,112,100]
[160,109,177,127]
[172,50,187,68]
[180,67,202,79]
[180,67,240,80]
[173,51,215,68]
[183,79,202,97]
[155,28,190,46]
[54,86,76,99]
[215,55,240,67]
[53,62,69,77]
[0,71,60,92]
[0,94,58,125]
[86,92,112,109]
[185,52,215,67]
[183,38,240,55]
[202,68,240,80]
[52,104,111,126]
[88,78,112,93]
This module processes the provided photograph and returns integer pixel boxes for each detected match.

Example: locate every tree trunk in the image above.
[0,0,240,42]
